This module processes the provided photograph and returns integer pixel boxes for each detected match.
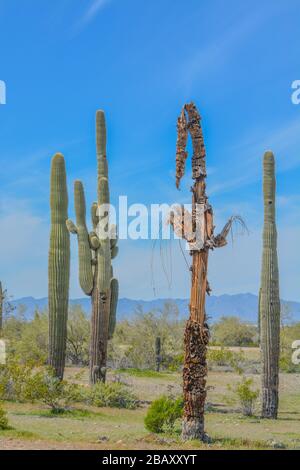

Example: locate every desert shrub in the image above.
[66,306,90,365]
[228,377,259,416]
[279,354,299,373]
[22,368,80,413]
[116,368,168,378]
[166,353,184,372]
[211,317,257,347]
[279,323,300,373]
[0,403,9,430]
[0,361,78,412]
[208,348,245,373]
[86,382,138,409]
[0,360,38,401]
[3,306,90,367]
[3,310,48,364]
[109,303,184,370]
[144,395,183,433]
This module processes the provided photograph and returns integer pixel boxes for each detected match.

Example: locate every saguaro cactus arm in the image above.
[66,180,94,296]
[96,111,111,294]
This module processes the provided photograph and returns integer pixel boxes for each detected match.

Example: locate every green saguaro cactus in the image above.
[259,151,280,419]
[67,110,119,384]
[48,153,70,380]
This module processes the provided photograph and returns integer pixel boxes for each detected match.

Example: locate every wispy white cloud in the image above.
[74,0,112,32]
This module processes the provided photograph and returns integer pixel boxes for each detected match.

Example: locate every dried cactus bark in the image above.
[48,153,70,380]
[176,109,188,189]
[171,103,233,441]
[260,151,280,419]
[67,111,118,384]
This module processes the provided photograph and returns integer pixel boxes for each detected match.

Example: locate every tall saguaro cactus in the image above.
[260,151,280,419]
[170,103,235,441]
[67,110,119,384]
[48,153,70,380]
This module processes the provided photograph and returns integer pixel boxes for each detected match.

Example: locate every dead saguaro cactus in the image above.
[260,151,280,419]
[67,111,119,384]
[170,102,234,441]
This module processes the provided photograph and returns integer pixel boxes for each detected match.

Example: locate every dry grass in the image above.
[1,355,300,450]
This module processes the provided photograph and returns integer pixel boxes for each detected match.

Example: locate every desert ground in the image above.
[1,348,300,450]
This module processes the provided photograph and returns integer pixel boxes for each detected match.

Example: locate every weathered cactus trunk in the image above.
[170,103,234,441]
[260,151,280,419]
[48,153,70,380]
[67,111,118,384]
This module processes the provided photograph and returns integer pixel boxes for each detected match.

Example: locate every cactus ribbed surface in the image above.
[48,153,70,380]
[260,151,280,419]
[108,277,119,340]
[67,110,118,384]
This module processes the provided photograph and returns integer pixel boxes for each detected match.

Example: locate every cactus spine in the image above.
[48,153,70,380]
[67,111,119,384]
[260,151,280,419]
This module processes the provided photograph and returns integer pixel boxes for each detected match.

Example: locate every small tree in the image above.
[0,282,15,335]
[228,377,259,417]
[212,317,257,346]
[67,306,90,365]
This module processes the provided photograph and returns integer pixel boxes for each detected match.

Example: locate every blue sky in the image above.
[0,0,300,301]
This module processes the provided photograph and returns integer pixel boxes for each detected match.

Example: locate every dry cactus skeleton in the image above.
[170,102,238,441]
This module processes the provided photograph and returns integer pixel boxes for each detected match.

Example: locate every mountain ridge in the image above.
[7,293,300,324]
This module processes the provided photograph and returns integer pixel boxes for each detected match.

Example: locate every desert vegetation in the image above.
[0,104,298,450]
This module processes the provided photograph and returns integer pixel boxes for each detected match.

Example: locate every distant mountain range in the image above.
[8,293,300,324]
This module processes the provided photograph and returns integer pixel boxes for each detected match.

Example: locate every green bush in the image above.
[86,382,138,409]
[166,354,184,372]
[279,323,300,373]
[109,303,184,370]
[144,395,183,433]
[228,377,259,416]
[279,353,300,373]
[3,311,48,364]
[0,360,38,402]
[207,348,246,374]
[23,368,80,413]
[211,317,257,347]
[0,361,79,412]
[0,403,9,430]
